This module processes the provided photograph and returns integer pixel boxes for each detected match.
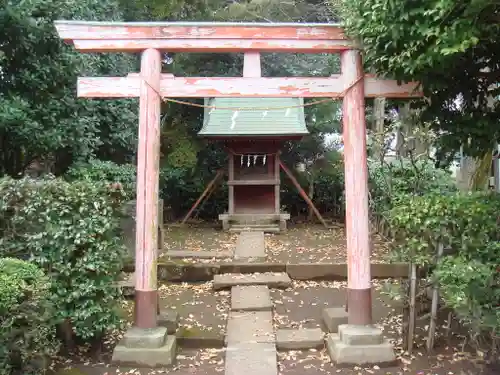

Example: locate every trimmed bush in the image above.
[368,158,457,215]
[0,258,58,375]
[65,159,136,198]
[388,191,500,344]
[0,177,127,342]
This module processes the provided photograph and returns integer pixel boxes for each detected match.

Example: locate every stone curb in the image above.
[176,335,225,349]
[122,262,410,282]
[175,327,225,349]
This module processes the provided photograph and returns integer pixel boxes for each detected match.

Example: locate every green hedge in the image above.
[65,159,136,199]
[0,258,58,375]
[0,177,127,342]
[368,159,457,215]
[388,192,500,341]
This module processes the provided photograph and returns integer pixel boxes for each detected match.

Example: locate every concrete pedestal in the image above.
[326,324,396,366]
[112,326,177,367]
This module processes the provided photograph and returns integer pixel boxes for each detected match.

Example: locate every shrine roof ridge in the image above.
[54,20,342,28]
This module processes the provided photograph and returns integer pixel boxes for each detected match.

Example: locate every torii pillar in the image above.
[134,48,162,329]
[342,49,372,325]
[53,20,422,367]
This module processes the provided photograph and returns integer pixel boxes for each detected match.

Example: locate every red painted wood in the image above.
[234,185,275,214]
[341,50,371,321]
[182,170,223,224]
[243,52,261,78]
[279,159,328,228]
[55,21,346,40]
[77,75,421,98]
[72,39,351,53]
[135,48,162,329]
[55,19,424,331]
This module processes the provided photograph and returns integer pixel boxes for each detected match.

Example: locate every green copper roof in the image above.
[198,97,309,137]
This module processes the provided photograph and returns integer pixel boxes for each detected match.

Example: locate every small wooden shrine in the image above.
[198,97,308,232]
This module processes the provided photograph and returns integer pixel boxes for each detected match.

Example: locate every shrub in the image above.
[368,158,457,215]
[0,177,127,342]
[388,191,500,346]
[65,160,136,198]
[0,258,58,375]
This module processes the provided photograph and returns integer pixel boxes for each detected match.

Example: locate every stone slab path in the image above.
[221,231,323,375]
[222,231,279,375]
[231,285,272,311]
[234,231,266,261]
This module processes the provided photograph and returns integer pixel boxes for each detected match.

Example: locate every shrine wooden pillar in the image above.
[134,48,162,329]
[341,50,372,325]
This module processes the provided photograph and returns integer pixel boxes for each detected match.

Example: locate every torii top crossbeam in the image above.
[54,20,422,335]
[55,20,419,99]
[55,21,350,52]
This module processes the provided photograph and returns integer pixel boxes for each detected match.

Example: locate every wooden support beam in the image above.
[77,74,421,99]
[279,159,328,228]
[341,50,372,326]
[181,170,224,224]
[134,48,162,329]
[55,21,351,52]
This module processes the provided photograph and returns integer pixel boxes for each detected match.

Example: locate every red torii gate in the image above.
[55,21,420,330]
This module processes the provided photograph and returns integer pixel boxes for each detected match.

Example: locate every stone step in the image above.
[165,250,233,259]
[229,225,280,233]
[276,328,324,350]
[231,285,272,311]
[225,311,275,345]
[220,213,290,222]
[234,231,266,261]
[213,272,292,290]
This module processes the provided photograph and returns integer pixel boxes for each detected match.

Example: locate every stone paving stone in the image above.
[322,307,348,333]
[225,343,277,375]
[231,285,272,311]
[234,231,266,261]
[225,311,275,345]
[213,272,291,290]
[165,250,233,259]
[275,328,324,350]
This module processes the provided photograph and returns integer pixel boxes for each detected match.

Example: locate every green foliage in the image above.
[338,0,500,158]
[0,177,127,340]
[65,160,136,198]
[435,255,499,336]
[389,192,500,264]
[0,0,138,177]
[368,159,457,215]
[388,192,500,338]
[0,258,58,375]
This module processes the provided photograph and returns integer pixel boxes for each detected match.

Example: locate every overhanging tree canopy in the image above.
[338,0,500,160]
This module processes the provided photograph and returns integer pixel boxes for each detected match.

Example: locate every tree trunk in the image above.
[372,97,386,161]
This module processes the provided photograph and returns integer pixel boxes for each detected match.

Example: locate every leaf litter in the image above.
[265,223,391,264]
[272,280,495,375]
